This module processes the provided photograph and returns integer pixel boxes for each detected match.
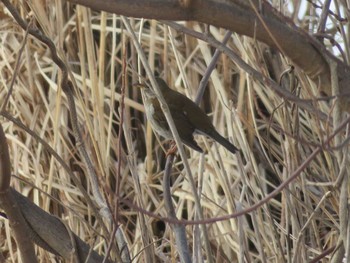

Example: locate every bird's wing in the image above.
[166,92,203,152]
[172,91,215,134]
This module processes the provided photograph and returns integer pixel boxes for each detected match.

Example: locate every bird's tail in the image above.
[209,131,239,154]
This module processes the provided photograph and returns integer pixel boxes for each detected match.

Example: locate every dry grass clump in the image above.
[0,1,346,262]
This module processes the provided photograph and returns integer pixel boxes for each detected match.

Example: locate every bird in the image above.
[135,77,239,154]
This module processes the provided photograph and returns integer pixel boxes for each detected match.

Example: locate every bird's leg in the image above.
[166,140,178,157]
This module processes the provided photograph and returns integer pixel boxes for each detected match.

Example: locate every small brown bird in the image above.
[136,77,238,154]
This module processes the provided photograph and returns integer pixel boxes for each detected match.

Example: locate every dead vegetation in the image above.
[0,1,348,262]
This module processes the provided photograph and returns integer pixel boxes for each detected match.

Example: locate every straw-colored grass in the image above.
[0,1,347,262]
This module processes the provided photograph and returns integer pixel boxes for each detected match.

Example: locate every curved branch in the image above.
[67,0,350,111]
[11,188,113,262]
[0,124,37,263]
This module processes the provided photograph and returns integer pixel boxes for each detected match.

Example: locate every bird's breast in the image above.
[143,97,173,139]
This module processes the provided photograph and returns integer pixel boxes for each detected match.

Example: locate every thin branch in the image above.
[163,154,191,263]
[120,114,350,226]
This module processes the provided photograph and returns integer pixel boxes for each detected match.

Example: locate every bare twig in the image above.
[163,154,191,263]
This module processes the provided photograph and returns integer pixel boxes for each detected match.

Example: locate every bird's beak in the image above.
[133,82,145,89]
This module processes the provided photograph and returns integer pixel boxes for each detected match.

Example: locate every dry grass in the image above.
[0,1,347,262]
